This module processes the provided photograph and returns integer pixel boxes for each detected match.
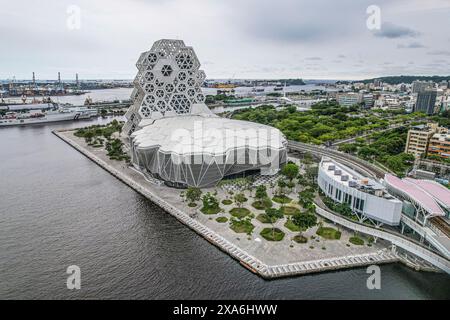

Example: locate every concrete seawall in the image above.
[53,129,398,279]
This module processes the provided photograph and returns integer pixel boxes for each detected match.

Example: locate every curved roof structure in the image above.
[132,114,286,156]
[124,39,287,187]
[404,178,450,209]
[384,174,446,217]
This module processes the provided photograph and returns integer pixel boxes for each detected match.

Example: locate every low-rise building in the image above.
[318,158,403,225]
[428,132,450,159]
[405,123,440,158]
[336,92,361,107]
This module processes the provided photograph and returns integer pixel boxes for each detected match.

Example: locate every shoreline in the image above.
[53,129,399,279]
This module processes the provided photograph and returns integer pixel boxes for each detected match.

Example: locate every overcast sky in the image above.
[1,0,450,80]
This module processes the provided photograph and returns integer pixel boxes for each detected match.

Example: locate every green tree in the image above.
[292,213,317,230]
[185,187,202,205]
[277,179,288,196]
[281,163,299,181]
[234,193,247,208]
[202,192,219,210]
[255,185,268,200]
[338,143,358,154]
[265,208,283,238]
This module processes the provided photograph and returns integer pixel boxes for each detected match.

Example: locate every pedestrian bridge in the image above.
[315,206,450,274]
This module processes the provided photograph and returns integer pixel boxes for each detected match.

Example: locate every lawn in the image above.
[260,228,285,241]
[230,207,251,218]
[316,226,341,240]
[251,198,273,210]
[349,236,364,245]
[216,216,228,223]
[293,234,308,244]
[230,219,255,234]
[256,213,277,224]
[201,206,221,215]
[284,219,301,232]
[280,206,301,216]
[272,195,292,204]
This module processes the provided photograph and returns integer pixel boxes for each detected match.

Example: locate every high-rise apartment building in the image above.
[415,89,437,115]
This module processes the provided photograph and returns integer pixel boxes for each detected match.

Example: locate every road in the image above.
[288,140,387,179]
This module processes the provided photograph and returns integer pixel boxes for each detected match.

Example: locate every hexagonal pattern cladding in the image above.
[123,39,206,136]
[124,39,288,188]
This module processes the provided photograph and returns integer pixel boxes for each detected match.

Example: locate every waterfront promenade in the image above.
[53,129,398,278]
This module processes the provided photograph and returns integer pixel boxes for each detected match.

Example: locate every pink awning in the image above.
[384,174,445,217]
[404,178,450,208]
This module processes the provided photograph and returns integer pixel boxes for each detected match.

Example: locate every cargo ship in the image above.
[0,104,98,127]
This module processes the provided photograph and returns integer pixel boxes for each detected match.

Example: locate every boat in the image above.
[0,104,98,127]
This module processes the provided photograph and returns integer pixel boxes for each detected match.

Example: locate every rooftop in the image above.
[384,174,447,217]
[132,112,287,156]
[320,158,399,201]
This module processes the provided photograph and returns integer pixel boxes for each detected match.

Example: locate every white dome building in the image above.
[124,39,287,188]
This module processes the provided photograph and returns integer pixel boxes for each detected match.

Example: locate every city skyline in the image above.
[1,0,450,80]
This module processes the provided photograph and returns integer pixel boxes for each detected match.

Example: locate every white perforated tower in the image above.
[123,39,207,136]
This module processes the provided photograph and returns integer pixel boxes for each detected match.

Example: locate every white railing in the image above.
[401,215,450,258]
[315,206,450,274]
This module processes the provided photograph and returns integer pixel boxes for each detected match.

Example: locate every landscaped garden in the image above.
[280,206,301,215]
[230,207,251,218]
[316,226,341,240]
[349,236,364,245]
[260,228,285,241]
[230,218,255,234]
[181,160,369,253]
[75,120,130,162]
[272,195,292,204]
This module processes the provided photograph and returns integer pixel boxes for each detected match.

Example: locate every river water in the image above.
[0,117,449,299]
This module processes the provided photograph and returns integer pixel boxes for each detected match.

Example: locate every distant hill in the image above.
[360,75,450,84]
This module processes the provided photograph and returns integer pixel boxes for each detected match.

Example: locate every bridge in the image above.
[315,204,450,274]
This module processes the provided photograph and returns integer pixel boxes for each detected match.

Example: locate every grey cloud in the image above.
[397,42,426,49]
[427,50,450,56]
[374,22,420,39]
[305,57,322,61]
[231,0,389,43]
